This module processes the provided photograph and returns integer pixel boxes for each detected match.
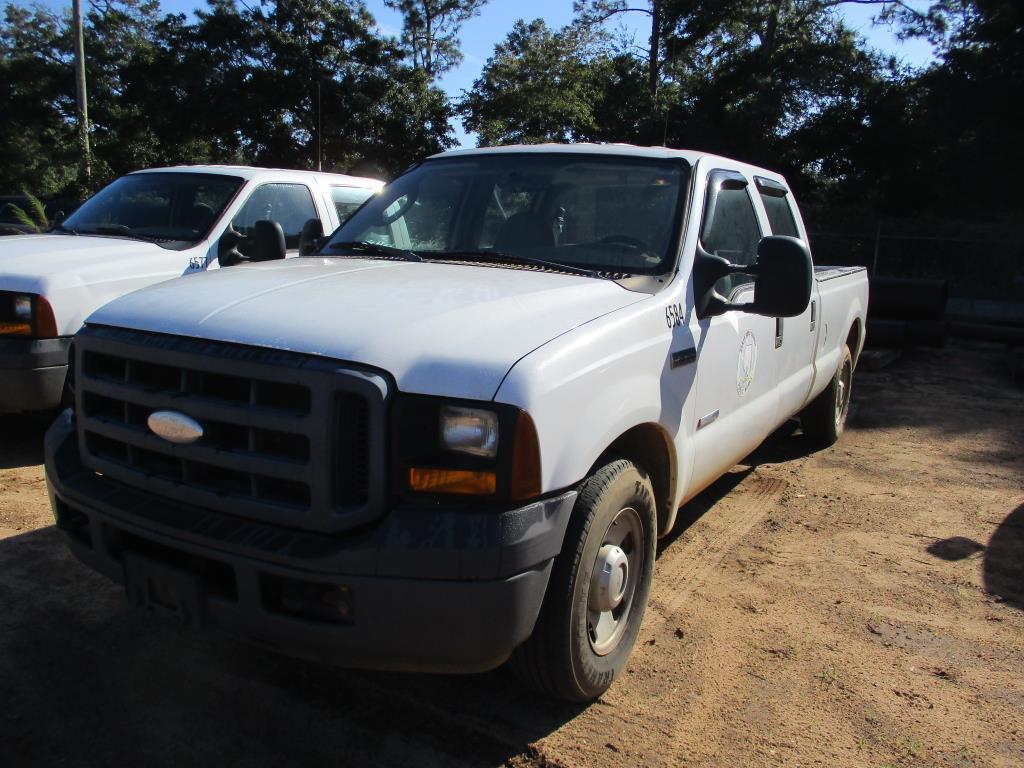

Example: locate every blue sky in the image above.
[40,0,937,147]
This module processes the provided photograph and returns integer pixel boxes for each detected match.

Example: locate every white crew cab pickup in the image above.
[0,166,381,412]
[44,144,867,702]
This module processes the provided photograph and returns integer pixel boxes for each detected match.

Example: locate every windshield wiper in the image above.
[426,250,604,278]
[76,224,160,243]
[326,240,423,262]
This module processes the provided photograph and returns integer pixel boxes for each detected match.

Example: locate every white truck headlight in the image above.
[13,295,32,320]
[439,406,499,458]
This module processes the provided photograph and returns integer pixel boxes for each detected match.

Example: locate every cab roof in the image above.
[428,143,788,186]
[132,165,383,188]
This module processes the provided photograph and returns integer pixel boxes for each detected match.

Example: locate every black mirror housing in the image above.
[748,236,813,318]
[694,236,812,319]
[298,217,324,256]
[250,220,287,262]
[217,227,245,267]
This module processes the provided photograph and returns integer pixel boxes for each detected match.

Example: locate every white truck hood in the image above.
[87,257,646,400]
[0,234,172,291]
[1,233,198,335]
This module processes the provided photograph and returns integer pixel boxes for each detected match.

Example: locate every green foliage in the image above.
[5,191,49,233]
[0,0,455,196]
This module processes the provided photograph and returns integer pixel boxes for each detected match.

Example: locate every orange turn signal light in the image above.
[408,467,497,495]
[0,321,32,336]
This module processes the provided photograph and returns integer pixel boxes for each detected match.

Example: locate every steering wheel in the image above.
[599,235,648,252]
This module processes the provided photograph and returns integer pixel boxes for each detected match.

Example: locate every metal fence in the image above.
[808,221,1024,324]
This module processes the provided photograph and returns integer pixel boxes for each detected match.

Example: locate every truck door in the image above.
[753,177,820,421]
[686,169,780,495]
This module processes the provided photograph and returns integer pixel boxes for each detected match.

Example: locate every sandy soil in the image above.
[0,339,1021,768]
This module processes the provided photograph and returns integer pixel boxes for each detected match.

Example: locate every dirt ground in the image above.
[1,339,1021,768]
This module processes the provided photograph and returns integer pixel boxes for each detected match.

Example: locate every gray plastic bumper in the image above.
[0,337,71,413]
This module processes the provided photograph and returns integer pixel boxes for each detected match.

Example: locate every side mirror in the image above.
[217,227,245,267]
[298,217,324,256]
[748,236,813,317]
[695,236,812,319]
[250,220,287,262]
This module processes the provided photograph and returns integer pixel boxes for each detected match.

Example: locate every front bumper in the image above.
[45,411,577,673]
[0,336,71,413]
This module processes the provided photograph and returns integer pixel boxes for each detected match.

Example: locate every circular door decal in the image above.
[737,331,757,396]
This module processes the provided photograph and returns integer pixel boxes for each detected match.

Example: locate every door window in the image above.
[232,183,317,254]
[701,184,762,296]
[330,186,375,223]
[759,192,799,237]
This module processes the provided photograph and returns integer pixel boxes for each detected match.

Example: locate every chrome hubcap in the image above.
[587,506,643,656]
[835,360,852,430]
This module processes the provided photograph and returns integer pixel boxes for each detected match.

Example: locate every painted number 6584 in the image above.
[665,302,684,328]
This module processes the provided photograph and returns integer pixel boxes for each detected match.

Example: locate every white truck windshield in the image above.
[59,172,243,249]
[325,154,689,275]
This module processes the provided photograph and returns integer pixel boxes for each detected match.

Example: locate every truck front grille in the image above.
[74,325,388,533]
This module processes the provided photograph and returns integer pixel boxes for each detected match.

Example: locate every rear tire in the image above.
[512,459,656,702]
[801,344,853,447]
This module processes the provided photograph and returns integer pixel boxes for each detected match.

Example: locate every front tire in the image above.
[512,459,656,702]
[801,344,854,446]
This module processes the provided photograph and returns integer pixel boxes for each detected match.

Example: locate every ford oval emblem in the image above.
[147,410,204,445]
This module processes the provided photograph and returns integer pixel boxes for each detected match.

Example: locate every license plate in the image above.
[123,553,204,626]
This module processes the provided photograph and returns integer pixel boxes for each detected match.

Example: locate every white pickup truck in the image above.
[44,144,867,702]
[0,166,381,412]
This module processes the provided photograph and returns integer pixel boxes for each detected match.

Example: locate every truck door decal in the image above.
[737,330,757,396]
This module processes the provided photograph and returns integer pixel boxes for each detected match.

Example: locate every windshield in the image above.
[323,153,689,275]
[60,172,243,249]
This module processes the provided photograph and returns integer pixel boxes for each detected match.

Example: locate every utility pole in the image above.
[316,81,322,171]
[72,0,91,187]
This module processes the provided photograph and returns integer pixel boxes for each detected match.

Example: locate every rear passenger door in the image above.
[687,169,780,493]
[753,177,819,420]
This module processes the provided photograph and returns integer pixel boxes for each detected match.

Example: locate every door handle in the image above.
[810,300,816,331]
[775,317,784,349]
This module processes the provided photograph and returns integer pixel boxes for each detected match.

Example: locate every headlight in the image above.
[439,406,499,458]
[0,292,58,337]
[395,397,541,500]
[13,295,32,320]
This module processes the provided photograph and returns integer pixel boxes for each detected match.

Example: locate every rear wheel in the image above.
[801,344,853,446]
[512,459,656,702]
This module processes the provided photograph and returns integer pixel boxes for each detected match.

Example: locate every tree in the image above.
[384,0,489,77]
[460,19,618,145]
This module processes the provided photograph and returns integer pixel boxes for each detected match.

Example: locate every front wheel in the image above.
[512,459,656,702]
[801,344,854,446]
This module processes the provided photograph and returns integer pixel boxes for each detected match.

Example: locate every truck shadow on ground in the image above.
[0,523,588,767]
[0,411,55,469]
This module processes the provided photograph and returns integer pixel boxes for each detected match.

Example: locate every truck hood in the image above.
[88,257,646,400]
[0,233,173,293]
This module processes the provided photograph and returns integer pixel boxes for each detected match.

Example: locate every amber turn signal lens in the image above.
[0,321,32,336]
[510,410,542,500]
[408,467,497,495]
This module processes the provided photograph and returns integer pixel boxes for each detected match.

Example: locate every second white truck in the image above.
[0,166,381,412]
[45,144,867,701]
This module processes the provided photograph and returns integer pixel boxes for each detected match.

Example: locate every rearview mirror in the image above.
[298,217,324,256]
[695,236,812,319]
[250,220,287,262]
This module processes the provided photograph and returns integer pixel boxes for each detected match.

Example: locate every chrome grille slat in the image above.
[74,325,389,533]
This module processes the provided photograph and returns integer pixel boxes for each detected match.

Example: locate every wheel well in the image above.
[592,423,676,537]
[846,320,863,367]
